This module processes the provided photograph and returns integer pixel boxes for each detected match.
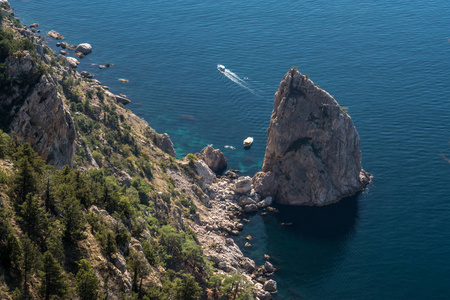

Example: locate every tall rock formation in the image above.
[253,68,370,206]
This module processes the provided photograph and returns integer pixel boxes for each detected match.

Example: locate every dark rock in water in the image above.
[253,68,370,206]
[74,51,85,58]
[59,50,68,55]
[264,261,274,273]
[196,145,227,173]
[29,23,39,28]
[60,42,68,49]
[263,279,277,293]
[67,44,76,51]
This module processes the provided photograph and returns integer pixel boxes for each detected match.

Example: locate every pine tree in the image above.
[19,193,45,238]
[21,235,40,299]
[62,195,86,242]
[174,272,202,300]
[127,248,150,295]
[75,259,99,300]
[40,251,67,300]
[11,158,36,207]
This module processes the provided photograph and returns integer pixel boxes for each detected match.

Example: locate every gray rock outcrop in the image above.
[196,145,227,173]
[253,68,370,206]
[3,52,76,168]
[155,133,176,156]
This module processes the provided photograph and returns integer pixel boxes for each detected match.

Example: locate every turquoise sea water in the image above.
[9,0,450,298]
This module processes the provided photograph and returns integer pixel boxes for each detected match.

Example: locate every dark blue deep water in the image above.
[10,0,450,298]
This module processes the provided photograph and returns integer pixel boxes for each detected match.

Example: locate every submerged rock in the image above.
[253,68,370,206]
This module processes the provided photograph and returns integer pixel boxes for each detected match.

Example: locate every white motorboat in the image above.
[217,64,226,73]
[243,137,253,148]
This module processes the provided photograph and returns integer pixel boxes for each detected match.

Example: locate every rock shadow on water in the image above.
[273,194,359,240]
[261,195,361,299]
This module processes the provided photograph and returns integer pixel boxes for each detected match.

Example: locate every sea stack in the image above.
[253,67,370,206]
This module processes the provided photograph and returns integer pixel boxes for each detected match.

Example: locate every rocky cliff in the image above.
[253,68,370,206]
[4,52,76,168]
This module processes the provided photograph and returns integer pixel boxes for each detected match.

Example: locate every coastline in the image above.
[1,2,280,298]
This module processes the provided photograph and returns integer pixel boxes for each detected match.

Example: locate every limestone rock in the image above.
[243,204,258,213]
[114,94,131,105]
[194,159,216,189]
[238,196,255,207]
[253,68,370,206]
[235,176,251,195]
[47,30,64,40]
[63,56,79,68]
[155,133,175,156]
[196,145,227,173]
[75,43,92,55]
[256,196,273,208]
[5,52,76,168]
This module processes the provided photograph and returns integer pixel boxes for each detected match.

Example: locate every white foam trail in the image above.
[221,68,259,96]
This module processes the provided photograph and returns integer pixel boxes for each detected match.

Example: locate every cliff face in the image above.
[4,52,76,168]
[253,68,370,206]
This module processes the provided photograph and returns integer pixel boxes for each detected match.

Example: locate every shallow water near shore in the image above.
[9,0,450,298]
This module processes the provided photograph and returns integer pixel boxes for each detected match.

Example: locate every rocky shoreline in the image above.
[1,2,371,298]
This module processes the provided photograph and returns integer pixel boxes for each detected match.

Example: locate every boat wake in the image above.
[218,65,260,96]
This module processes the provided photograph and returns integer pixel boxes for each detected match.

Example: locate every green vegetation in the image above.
[0,13,258,298]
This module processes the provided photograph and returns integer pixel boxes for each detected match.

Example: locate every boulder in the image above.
[256,196,273,208]
[67,44,76,51]
[29,23,39,28]
[253,68,371,206]
[263,279,277,293]
[194,159,216,188]
[59,50,68,55]
[64,56,79,68]
[75,43,92,55]
[235,176,252,195]
[238,196,256,207]
[264,261,274,273]
[196,145,227,173]
[47,30,64,40]
[114,94,131,105]
[243,204,258,213]
[241,257,256,272]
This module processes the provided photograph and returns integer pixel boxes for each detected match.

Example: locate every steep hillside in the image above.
[0,2,276,300]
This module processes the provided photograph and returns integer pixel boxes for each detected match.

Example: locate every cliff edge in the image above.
[253,67,370,206]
